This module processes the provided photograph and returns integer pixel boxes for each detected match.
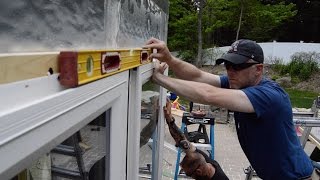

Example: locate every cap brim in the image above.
[216,53,248,64]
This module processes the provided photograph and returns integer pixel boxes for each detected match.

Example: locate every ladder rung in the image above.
[192,143,212,151]
[52,144,76,156]
[51,166,82,179]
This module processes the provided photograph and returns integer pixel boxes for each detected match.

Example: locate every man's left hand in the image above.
[152,60,168,83]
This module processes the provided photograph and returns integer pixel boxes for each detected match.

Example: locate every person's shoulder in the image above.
[259,78,288,95]
[244,78,289,103]
[252,78,284,92]
[259,78,278,87]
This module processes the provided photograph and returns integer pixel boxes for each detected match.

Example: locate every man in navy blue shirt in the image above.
[144,38,316,179]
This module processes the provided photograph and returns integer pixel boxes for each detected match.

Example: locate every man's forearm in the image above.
[154,73,217,105]
[165,57,221,87]
[166,116,196,154]
[166,57,202,81]
[153,73,254,113]
[166,117,186,146]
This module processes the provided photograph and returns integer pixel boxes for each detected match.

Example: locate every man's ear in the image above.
[195,168,203,175]
[256,64,264,75]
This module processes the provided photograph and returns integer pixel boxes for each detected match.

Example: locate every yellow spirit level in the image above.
[58,48,151,87]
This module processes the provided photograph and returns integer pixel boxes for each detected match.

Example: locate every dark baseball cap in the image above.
[216,39,264,64]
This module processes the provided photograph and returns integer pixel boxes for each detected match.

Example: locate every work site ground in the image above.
[153,108,317,180]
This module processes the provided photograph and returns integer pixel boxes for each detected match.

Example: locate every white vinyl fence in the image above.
[204,41,320,65]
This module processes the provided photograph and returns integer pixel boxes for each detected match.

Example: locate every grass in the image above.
[285,88,319,108]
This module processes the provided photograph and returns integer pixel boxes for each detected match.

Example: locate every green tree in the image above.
[168,0,198,62]
[241,1,297,41]
[203,0,297,42]
[195,0,205,67]
[168,0,297,63]
[202,0,238,45]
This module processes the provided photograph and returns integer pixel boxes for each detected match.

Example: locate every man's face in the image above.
[224,61,262,89]
[189,164,212,180]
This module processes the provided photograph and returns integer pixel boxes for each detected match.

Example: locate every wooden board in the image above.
[0,53,58,84]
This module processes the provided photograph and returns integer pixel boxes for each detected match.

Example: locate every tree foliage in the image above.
[272,52,320,81]
[278,0,320,43]
[168,0,297,63]
[168,0,197,55]
[241,1,296,41]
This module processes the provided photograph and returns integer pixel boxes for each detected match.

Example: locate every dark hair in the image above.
[180,152,206,177]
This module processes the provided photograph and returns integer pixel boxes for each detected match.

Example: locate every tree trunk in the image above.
[236,0,244,41]
[196,0,203,67]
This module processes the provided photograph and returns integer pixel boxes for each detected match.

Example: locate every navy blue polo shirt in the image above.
[220,76,313,179]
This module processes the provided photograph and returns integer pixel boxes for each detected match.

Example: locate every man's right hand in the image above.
[143,37,173,63]
[163,98,173,124]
